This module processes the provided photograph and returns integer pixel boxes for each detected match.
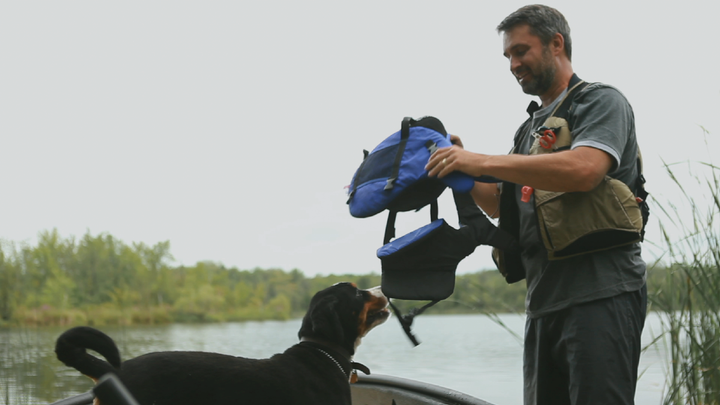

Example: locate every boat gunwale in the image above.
[353,374,495,405]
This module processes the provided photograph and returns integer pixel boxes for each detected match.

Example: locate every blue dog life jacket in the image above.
[347,117,518,346]
[347,116,483,244]
[347,117,474,213]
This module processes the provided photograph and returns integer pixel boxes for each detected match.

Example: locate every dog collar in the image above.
[316,348,350,380]
[299,340,371,383]
[315,348,371,383]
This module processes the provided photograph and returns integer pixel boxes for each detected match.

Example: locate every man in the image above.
[426,5,647,405]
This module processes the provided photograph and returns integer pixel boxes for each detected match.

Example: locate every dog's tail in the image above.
[55,326,122,380]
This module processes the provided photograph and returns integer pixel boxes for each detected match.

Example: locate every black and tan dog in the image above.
[55,282,390,405]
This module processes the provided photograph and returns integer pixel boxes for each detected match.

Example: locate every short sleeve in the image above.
[569,83,634,172]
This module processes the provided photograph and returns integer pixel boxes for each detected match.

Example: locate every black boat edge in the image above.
[49,373,495,405]
[352,374,495,405]
[49,374,139,405]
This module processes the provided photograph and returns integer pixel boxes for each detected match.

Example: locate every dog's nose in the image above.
[366,286,386,300]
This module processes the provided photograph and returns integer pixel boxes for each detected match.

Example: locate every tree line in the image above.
[1,229,678,327]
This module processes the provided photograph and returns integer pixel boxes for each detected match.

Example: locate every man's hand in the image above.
[426,133,478,179]
[425,145,487,179]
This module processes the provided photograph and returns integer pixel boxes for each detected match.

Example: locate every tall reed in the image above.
[650,154,720,404]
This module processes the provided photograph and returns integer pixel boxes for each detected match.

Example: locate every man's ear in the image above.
[551,32,565,57]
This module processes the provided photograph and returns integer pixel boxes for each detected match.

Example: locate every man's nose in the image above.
[509,56,522,73]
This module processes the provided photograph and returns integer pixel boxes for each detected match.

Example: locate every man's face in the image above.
[502,24,556,96]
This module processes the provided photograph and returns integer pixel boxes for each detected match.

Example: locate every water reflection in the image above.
[1,313,667,405]
[1,326,93,404]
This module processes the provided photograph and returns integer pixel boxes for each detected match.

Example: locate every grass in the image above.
[649,153,720,404]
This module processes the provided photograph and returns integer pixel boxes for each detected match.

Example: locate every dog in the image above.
[55,282,390,405]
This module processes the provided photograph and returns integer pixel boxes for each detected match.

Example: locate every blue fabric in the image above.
[377,219,445,257]
[348,125,475,218]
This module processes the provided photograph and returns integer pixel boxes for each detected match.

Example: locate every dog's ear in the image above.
[299,295,345,342]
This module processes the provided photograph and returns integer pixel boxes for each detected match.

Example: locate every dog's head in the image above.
[298,282,390,355]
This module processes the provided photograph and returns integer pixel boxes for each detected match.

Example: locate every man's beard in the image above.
[518,47,556,96]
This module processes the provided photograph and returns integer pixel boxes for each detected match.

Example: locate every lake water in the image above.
[1,312,669,405]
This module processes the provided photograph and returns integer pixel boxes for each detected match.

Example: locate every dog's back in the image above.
[56,328,353,404]
[55,283,390,405]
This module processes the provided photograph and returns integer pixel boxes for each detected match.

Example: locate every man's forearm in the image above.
[470,182,500,218]
[465,147,612,192]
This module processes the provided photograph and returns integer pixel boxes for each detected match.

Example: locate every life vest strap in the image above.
[388,299,440,346]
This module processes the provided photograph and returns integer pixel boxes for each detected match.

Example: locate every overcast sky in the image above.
[2,1,718,277]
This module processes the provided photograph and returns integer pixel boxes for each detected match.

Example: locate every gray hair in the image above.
[496,4,572,61]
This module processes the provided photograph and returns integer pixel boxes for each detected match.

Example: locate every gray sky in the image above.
[2,1,718,277]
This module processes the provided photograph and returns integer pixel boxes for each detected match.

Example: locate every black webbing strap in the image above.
[422,141,439,222]
[551,74,588,120]
[381,125,441,245]
[388,299,440,346]
[635,152,650,241]
[385,117,412,191]
[383,198,439,245]
[383,210,397,245]
[513,74,587,155]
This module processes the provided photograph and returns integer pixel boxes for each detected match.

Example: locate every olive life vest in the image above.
[493,75,650,284]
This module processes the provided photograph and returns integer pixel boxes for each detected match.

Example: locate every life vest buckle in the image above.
[533,126,558,150]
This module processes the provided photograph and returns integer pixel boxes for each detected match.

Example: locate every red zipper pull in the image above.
[521,186,534,203]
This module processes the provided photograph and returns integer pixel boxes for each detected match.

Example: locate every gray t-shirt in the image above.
[515,82,646,319]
